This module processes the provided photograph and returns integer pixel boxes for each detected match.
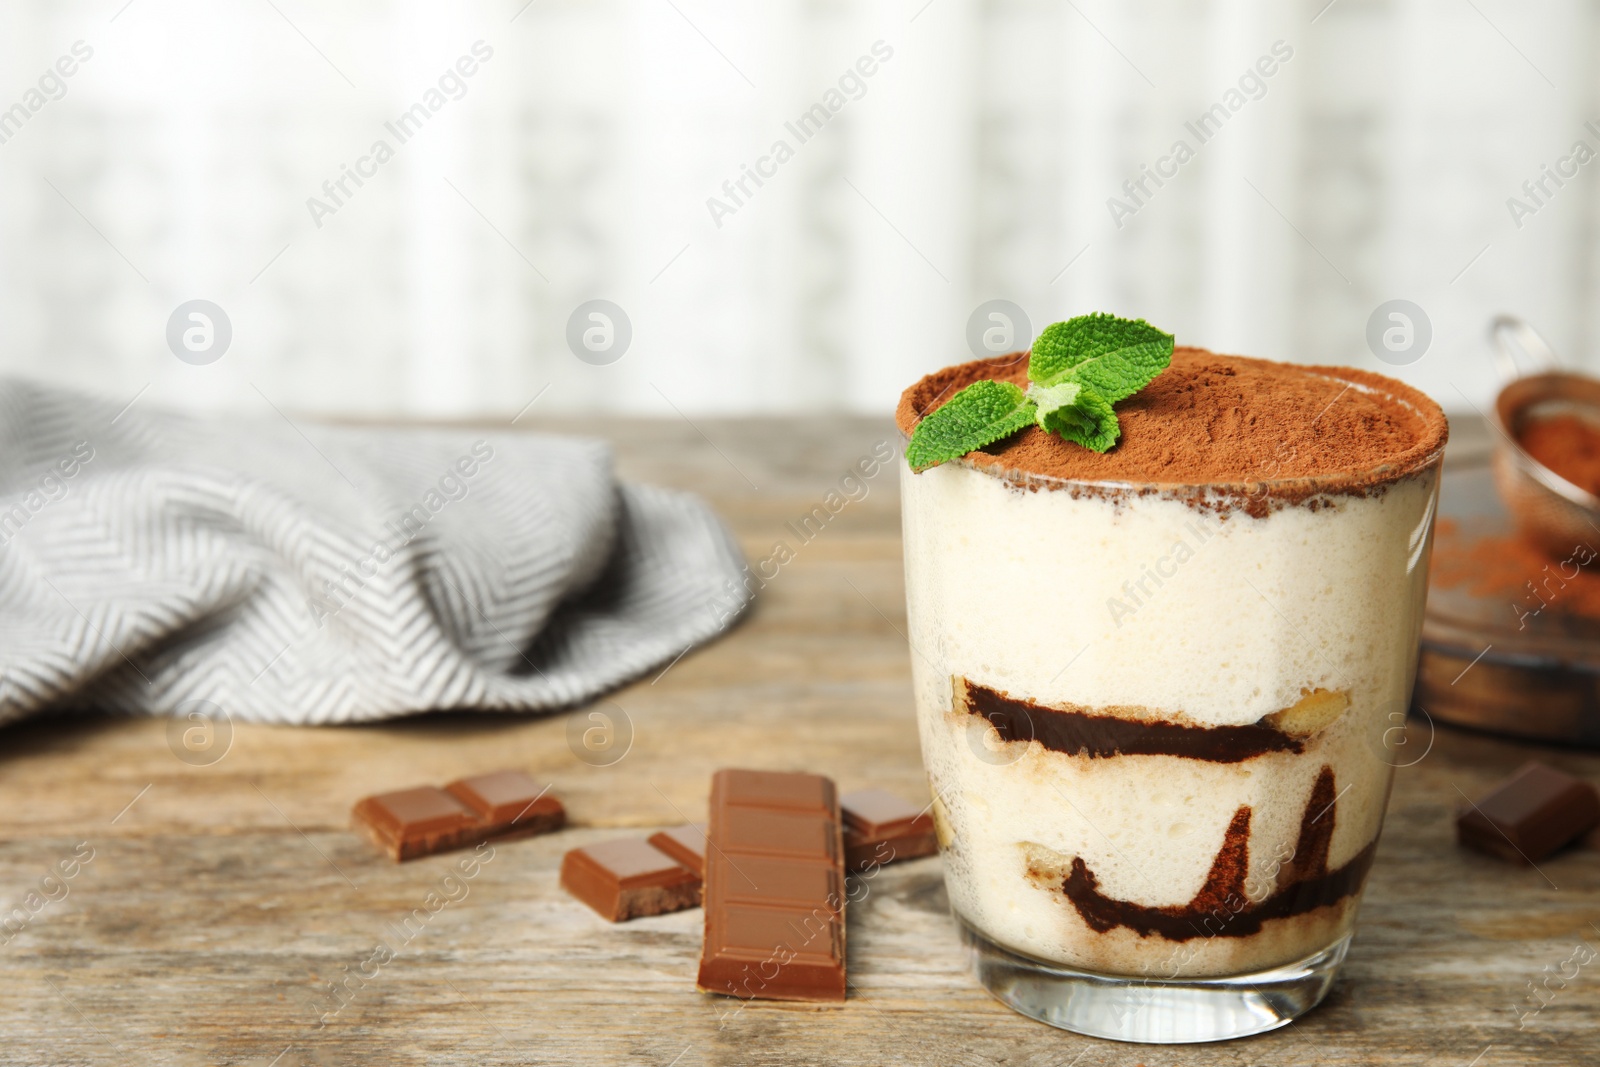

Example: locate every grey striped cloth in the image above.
[0,380,750,726]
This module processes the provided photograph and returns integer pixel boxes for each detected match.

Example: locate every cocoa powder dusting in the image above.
[895,348,1448,508]
[1184,806,1252,916]
[1518,414,1600,498]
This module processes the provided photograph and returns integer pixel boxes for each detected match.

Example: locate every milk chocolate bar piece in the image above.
[697,769,846,1003]
[1457,762,1600,864]
[841,789,937,872]
[352,770,564,861]
[648,823,707,878]
[655,792,936,879]
[561,839,701,921]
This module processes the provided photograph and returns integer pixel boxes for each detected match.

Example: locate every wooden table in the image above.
[3,416,1597,1066]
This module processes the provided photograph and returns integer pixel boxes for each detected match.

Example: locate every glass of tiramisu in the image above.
[896,321,1447,1043]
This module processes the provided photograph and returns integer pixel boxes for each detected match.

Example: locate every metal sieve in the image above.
[1488,315,1600,561]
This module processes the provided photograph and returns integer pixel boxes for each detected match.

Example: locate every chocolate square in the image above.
[561,838,701,922]
[445,770,564,835]
[647,823,707,877]
[1457,762,1600,864]
[352,787,480,861]
[841,788,938,872]
[353,769,566,862]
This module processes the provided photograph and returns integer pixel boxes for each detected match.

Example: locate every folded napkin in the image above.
[0,380,750,726]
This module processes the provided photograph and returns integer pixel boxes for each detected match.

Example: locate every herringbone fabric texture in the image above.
[0,381,750,726]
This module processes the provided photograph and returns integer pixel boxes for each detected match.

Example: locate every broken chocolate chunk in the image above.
[352,769,564,862]
[561,838,701,921]
[841,789,938,872]
[647,823,708,878]
[1457,762,1600,865]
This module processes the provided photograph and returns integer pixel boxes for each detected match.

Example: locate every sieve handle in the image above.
[1489,315,1562,383]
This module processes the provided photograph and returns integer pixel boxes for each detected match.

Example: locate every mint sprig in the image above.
[903,379,1034,474]
[905,312,1173,472]
[1031,379,1118,452]
[1028,314,1176,402]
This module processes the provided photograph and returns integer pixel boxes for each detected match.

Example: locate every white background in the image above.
[0,0,1596,419]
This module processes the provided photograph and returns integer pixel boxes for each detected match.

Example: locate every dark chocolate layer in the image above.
[960,679,1303,763]
[1053,766,1375,941]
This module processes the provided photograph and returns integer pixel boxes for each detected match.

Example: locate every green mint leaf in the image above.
[905,379,1036,472]
[1026,379,1081,425]
[1027,312,1175,402]
[1032,380,1120,452]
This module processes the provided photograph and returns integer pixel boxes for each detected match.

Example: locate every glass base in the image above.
[959,916,1349,1044]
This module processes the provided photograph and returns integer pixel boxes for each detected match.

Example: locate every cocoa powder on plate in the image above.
[1430,517,1600,621]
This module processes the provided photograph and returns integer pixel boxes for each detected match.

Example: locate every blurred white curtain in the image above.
[0,0,1595,417]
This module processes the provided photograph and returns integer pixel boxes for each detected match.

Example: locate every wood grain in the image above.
[1,415,1597,1066]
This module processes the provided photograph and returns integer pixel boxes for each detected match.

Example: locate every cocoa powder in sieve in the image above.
[1518,414,1600,498]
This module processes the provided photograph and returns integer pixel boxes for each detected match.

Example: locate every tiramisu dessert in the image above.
[896,314,1447,1041]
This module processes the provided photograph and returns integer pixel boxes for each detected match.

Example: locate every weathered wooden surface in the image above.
[2,415,1598,1066]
